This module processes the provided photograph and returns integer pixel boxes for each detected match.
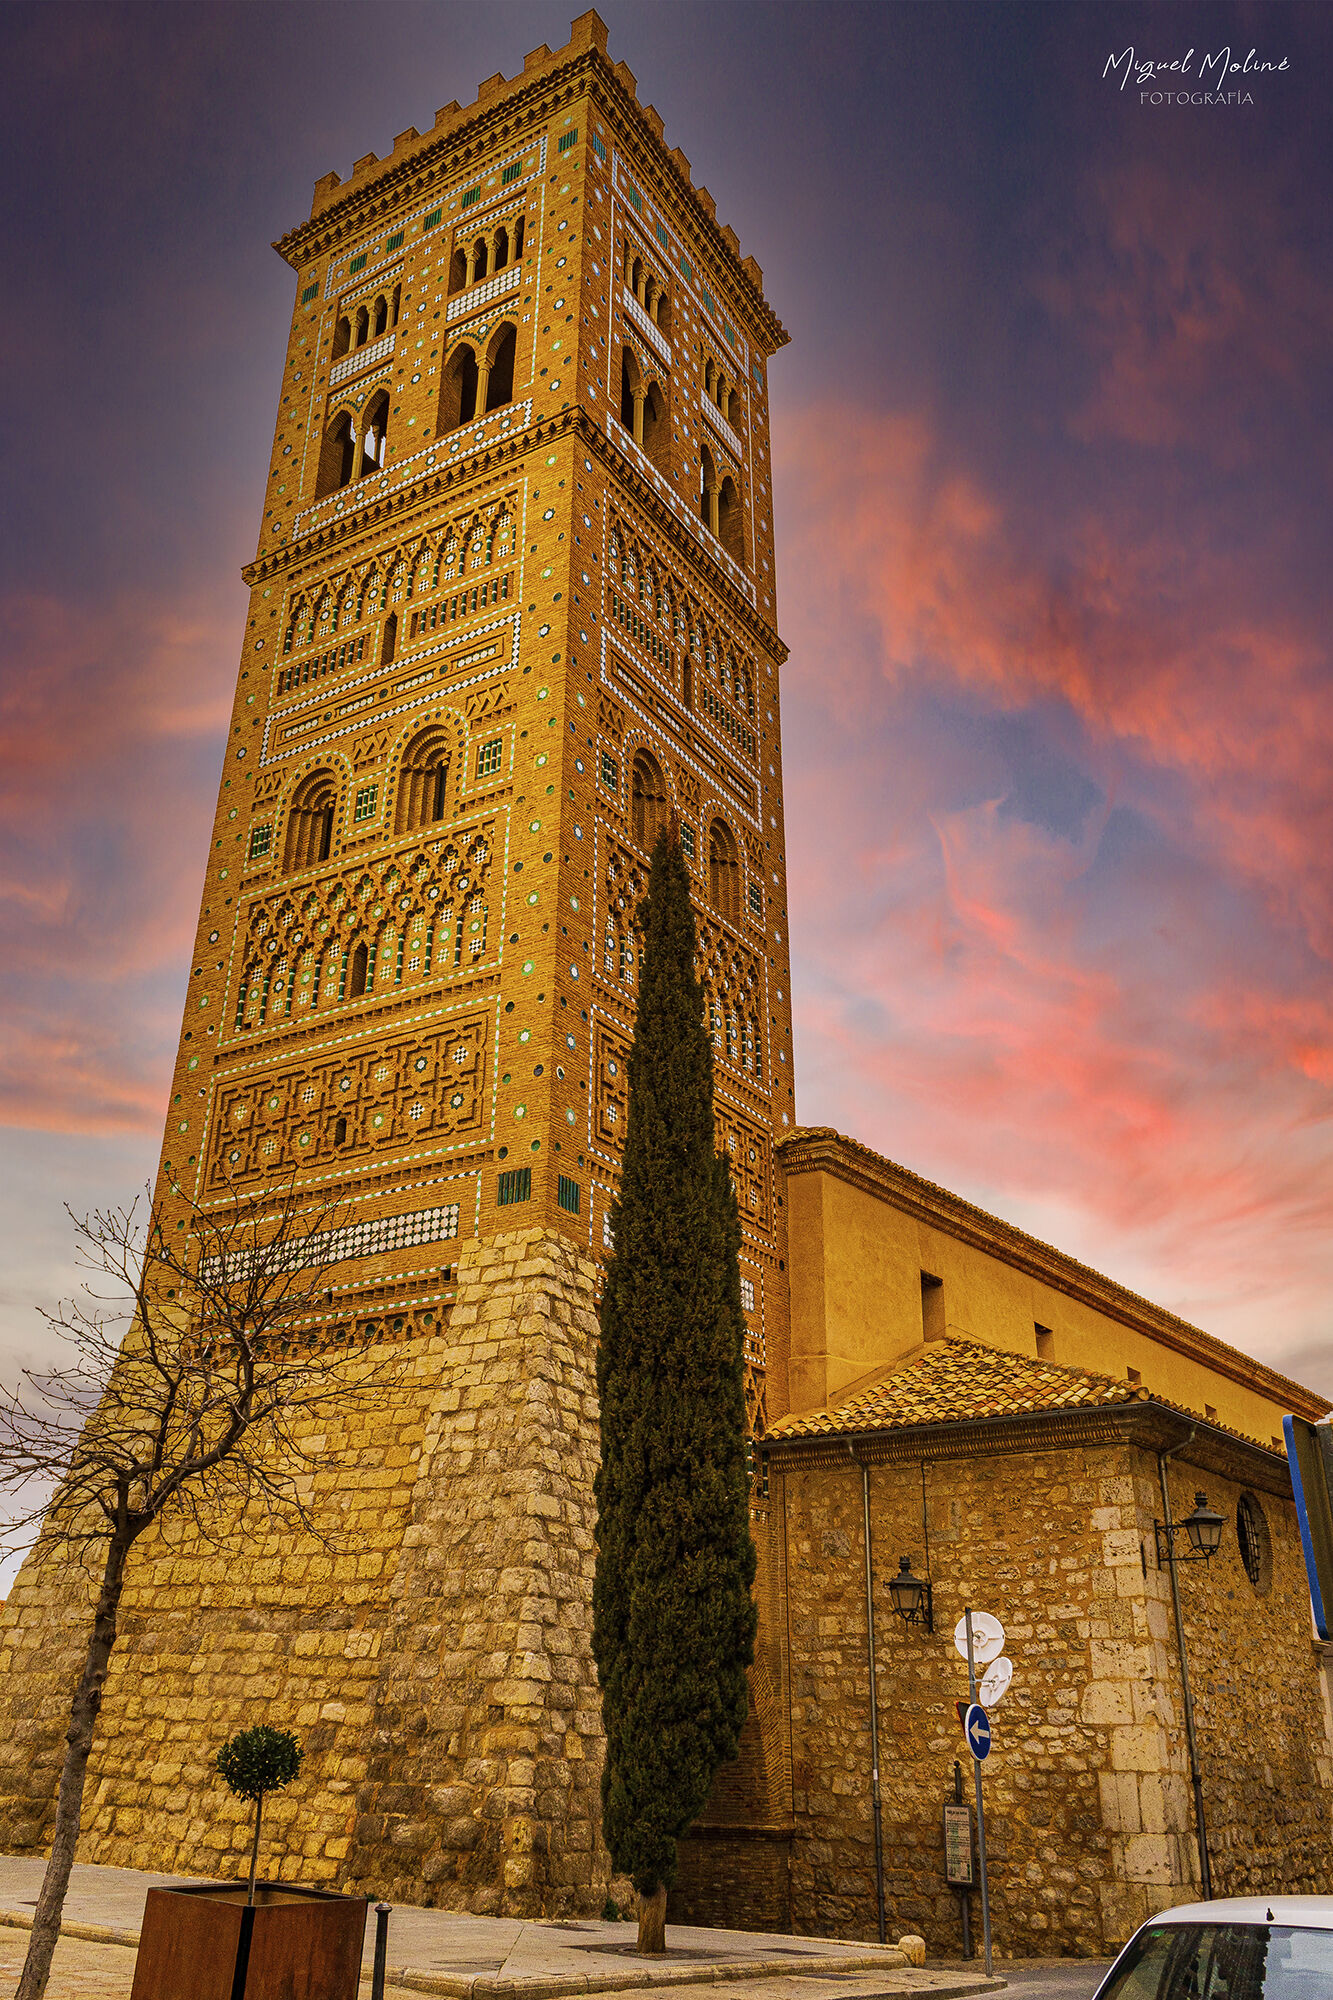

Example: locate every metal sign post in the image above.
[964,1609,993,1977]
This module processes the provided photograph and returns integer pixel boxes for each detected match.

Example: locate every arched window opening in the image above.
[448,247,468,295]
[334,1116,348,1146]
[354,304,369,348]
[373,295,388,338]
[348,941,369,1000]
[513,213,525,258]
[701,445,719,534]
[642,380,668,471]
[484,323,516,412]
[391,284,402,327]
[315,412,356,498]
[653,289,671,335]
[709,818,740,923]
[620,349,647,444]
[493,226,509,272]
[631,257,644,302]
[284,772,336,874]
[332,316,351,360]
[469,236,489,284]
[359,390,390,478]
[704,359,717,401]
[381,613,398,667]
[718,475,744,565]
[631,750,668,852]
[440,343,480,432]
[395,729,451,834]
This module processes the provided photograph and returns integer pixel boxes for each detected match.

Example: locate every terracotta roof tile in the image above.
[766,1338,1143,1442]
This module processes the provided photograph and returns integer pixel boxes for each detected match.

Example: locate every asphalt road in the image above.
[939,1961,1112,2000]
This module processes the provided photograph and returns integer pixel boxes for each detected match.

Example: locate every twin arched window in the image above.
[619,350,668,471]
[278,730,451,878]
[316,388,391,499]
[440,323,517,432]
[700,446,745,566]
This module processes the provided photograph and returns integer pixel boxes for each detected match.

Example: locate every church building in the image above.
[0,12,1328,1962]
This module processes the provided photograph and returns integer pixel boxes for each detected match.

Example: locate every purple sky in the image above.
[2,1,1331,1397]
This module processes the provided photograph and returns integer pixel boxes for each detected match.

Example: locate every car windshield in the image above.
[1099,1924,1333,2000]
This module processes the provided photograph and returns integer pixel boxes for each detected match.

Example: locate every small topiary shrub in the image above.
[216,1725,303,1903]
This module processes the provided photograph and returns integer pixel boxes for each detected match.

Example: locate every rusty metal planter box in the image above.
[129,1881,367,2000]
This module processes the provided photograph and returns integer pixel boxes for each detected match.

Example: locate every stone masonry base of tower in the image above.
[0,1230,625,1916]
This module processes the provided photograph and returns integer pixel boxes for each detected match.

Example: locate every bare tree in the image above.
[0,1180,406,2000]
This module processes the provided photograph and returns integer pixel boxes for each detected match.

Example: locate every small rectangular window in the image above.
[681,824,696,860]
[1035,1324,1054,1361]
[1127,1367,1141,1386]
[740,1276,755,1312]
[423,207,442,230]
[461,186,480,209]
[354,783,377,822]
[386,229,404,252]
[592,133,607,163]
[498,1167,531,1207]
[300,282,318,304]
[1205,1403,1217,1422]
[600,751,618,789]
[558,129,578,155]
[248,824,272,860]
[476,738,503,778]
[349,253,367,274]
[920,1271,945,1342]
[747,881,762,917]
[502,160,522,185]
[626,181,643,213]
[557,1174,581,1215]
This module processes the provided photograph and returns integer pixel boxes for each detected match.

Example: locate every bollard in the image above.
[371,1901,392,2000]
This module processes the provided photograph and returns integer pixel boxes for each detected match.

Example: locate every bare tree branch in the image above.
[6,1177,409,2000]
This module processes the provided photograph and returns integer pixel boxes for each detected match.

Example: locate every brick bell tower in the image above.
[0,11,794,1914]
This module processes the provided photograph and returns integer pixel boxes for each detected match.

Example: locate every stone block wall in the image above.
[770,1435,1333,1958]
[0,1229,618,1917]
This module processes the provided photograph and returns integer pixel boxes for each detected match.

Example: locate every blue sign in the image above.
[965,1703,991,1760]
[1285,1415,1333,1641]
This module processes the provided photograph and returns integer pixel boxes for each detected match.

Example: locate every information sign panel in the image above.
[943,1802,973,1885]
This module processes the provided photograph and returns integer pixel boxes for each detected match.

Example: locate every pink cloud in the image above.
[0,583,236,1134]
[774,393,1333,1379]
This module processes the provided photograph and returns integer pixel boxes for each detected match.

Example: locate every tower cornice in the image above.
[272,28,789,358]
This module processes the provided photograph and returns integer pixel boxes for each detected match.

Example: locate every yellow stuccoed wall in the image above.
[781,1129,1327,1445]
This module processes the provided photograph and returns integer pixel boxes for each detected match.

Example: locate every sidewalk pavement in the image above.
[0,1856,1004,2000]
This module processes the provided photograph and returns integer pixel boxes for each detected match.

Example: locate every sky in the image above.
[1,0,1330,1399]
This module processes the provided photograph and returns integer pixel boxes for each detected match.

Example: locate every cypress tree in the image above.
[593,824,757,1953]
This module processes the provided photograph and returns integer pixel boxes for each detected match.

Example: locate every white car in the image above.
[1093,1897,1333,2000]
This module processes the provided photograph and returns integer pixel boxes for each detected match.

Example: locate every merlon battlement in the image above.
[287,11,771,324]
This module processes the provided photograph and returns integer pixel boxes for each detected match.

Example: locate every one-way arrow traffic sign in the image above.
[964,1702,991,1760]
